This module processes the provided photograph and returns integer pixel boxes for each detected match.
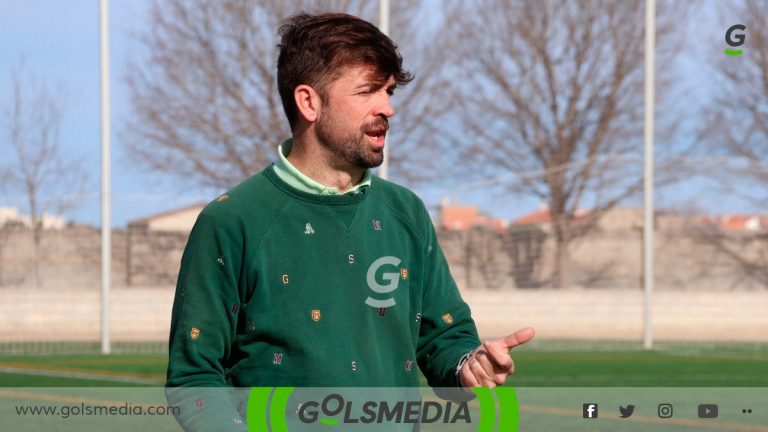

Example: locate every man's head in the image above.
[277,13,413,132]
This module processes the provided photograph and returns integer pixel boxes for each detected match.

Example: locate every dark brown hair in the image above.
[277,13,413,130]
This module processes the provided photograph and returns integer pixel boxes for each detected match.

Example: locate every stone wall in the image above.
[445,226,768,291]
[2,224,766,343]
[0,227,118,288]
[0,224,766,290]
[123,229,188,286]
[0,226,186,289]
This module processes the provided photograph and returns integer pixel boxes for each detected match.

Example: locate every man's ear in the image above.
[294,84,321,123]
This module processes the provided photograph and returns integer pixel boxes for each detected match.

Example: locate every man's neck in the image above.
[287,134,366,193]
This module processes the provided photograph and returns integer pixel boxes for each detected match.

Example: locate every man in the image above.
[166,12,534,430]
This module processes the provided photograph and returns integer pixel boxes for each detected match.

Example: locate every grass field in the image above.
[1,341,766,387]
[1,342,766,431]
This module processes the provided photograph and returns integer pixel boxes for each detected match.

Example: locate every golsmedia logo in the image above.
[246,387,519,431]
[725,24,746,56]
[297,393,470,425]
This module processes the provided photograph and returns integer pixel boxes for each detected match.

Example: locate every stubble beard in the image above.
[315,111,386,169]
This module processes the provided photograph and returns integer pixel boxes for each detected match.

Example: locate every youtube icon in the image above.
[698,404,718,419]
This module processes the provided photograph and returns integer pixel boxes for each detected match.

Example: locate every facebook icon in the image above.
[583,403,599,419]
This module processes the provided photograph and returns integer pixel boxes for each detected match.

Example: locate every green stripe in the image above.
[725,48,743,56]
[269,387,294,432]
[473,387,496,432]
[247,387,273,432]
[494,387,519,432]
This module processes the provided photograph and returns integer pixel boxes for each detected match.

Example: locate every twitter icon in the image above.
[619,405,636,418]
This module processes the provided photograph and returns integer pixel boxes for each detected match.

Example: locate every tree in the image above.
[124,0,456,191]
[1,65,87,287]
[698,0,768,289]
[704,0,768,204]
[448,0,689,288]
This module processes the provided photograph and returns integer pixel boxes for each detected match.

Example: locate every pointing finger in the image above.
[502,327,535,350]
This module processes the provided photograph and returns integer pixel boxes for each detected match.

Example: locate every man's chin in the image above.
[353,155,383,169]
[368,153,385,168]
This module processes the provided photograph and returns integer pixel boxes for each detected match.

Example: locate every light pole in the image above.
[379,0,390,180]
[643,0,656,350]
[99,0,112,354]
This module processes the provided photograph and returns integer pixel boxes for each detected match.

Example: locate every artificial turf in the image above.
[1,342,766,387]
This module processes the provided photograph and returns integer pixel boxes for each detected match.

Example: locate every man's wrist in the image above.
[455,351,473,387]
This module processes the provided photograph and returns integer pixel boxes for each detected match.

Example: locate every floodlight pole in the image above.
[379,0,390,180]
[100,0,112,354]
[643,0,656,350]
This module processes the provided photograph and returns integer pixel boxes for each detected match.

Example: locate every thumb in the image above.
[501,327,535,350]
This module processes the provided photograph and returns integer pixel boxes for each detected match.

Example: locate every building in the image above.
[0,206,65,230]
[717,214,768,231]
[439,199,508,232]
[127,203,206,233]
[510,206,592,228]
[511,206,768,233]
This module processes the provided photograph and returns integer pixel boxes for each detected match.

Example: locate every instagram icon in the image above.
[658,404,673,418]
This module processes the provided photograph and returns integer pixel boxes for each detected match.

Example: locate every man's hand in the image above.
[459,327,535,388]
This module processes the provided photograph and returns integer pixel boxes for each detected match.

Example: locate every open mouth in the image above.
[365,129,387,145]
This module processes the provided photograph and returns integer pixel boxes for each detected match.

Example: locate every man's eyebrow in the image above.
[354,81,396,92]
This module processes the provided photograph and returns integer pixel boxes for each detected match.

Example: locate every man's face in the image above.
[315,65,396,169]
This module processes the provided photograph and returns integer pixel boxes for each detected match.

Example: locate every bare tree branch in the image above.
[704,0,768,203]
[1,63,88,287]
[447,0,690,287]
[124,0,457,190]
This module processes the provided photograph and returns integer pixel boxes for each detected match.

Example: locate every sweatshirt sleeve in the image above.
[415,207,481,388]
[165,209,249,431]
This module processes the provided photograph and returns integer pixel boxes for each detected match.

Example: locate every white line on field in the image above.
[0,367,162,385]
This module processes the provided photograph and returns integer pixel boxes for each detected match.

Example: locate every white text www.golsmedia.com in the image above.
[15,402,180,418]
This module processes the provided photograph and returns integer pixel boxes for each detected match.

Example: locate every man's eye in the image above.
[357,86,394,96]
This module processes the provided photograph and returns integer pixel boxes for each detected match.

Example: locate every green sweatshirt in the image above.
[166,165,480,430]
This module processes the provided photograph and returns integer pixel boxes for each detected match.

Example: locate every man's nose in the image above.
[373,94,395,118]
